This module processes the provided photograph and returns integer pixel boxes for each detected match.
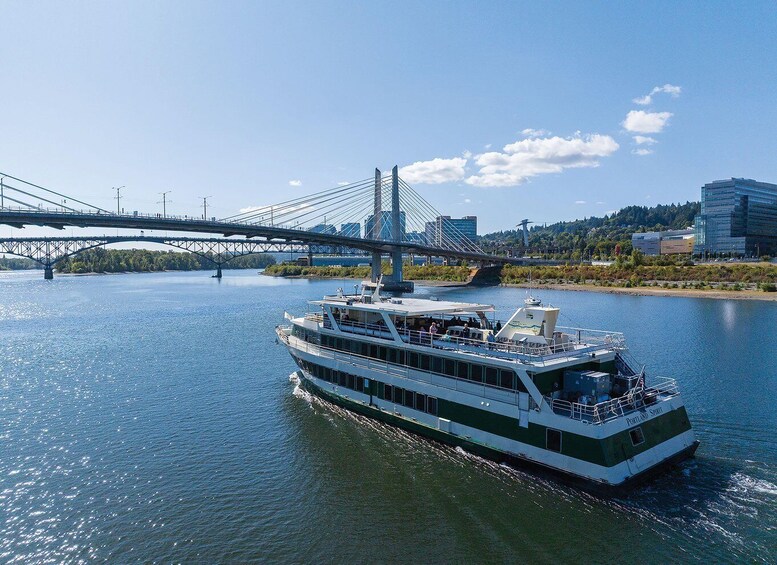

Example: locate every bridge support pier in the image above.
[44,265,54,280]
[215,264,222,279]
[371,252,382,281]
[308,249,314,267]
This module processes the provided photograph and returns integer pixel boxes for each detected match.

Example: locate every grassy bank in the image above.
[264,263,472,282]
[264,261,777,293]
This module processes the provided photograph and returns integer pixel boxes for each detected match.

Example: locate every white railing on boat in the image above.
[281,325,528,407]
[279,325,681,426]
[544,376,680,424]
[303,313,625,366]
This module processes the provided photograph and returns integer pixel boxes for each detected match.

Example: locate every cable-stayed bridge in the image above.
[0,167,523,284]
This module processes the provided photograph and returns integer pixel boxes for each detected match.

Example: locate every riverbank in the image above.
[506,282,777,301]
[262,264,777,301]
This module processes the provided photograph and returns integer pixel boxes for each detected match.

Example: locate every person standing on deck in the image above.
[429,322,438,343]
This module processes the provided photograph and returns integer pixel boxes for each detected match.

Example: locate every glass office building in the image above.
[423,216,478,247]
[694,178,777,256]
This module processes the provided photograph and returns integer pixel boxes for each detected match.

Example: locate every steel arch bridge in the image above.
[0,236,336,279]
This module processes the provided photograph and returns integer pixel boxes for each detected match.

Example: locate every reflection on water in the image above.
[1,270,775,563]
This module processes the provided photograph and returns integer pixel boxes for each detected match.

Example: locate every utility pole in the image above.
[113,186,125,215]
[158,191,172,218]
[201,196,212,220]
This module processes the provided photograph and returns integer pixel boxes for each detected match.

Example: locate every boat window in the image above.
[347,374,355,390]
[457,362,469,380]
[470,364,483,383]
[384,384,393,401]
[356,376,364,391]
[378,347,388,361]
[370,345,378,359]
[363,378,370,393]
[420,354,430,371]
[403,390,415,408]
[393,387,404,405]
[546,429,562,452]
[500,370,514,390]
[427,397,438,416]
[396,350,405,365]
[485,366,499,386]
[407,352,419,369]
[630,427,645,446]
[444,359,456,377]
[324,367,332,382]
[335,338,342,350]
[387,348,397,364]
[431,356,442,374]
[415,393,427,412]
[338,372,346,387]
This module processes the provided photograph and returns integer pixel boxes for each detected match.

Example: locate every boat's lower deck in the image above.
[291,360,699,492]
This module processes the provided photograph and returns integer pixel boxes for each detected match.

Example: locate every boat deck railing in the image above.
[281,325,529,407]
[544,376,680,424]
[280,324,682,425]
[303,313,624,366]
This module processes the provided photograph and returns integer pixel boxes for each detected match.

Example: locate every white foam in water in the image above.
[289,372,314,404]
[730,472,777,496]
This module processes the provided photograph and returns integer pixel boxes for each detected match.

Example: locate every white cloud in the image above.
[399,157,467,184]
[633,135,657,145]
[464,198,471,203]
[596,201,605,205]
[484,143,492,150]
[622,110,673,134]
[632,148,654,156]
[575,200,587,204]
[633,84,682,105]
[288,179,302,187]
[464,133,619,187]
[462,150,473,159]
[521,128,551,138]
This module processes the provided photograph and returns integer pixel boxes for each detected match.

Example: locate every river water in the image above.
[1,270,775,563]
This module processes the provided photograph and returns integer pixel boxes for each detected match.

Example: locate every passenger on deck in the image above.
[420,326,429,344]
[440,329,452,342]
[495,321,502,332]
[462,323,470,340]
[429,322,438,340]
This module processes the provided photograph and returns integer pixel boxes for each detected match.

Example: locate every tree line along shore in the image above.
[0,248,276,274]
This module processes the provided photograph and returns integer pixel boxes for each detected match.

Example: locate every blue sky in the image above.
[2,1,777,235]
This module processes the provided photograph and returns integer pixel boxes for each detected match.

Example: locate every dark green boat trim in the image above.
[297,372,698,495]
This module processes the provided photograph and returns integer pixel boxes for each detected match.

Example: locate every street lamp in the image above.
[113,186,125,215]
[158,191,172,218]
[201,196,213,220]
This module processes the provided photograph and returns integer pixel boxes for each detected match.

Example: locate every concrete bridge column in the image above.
[308,248,314,267]
[215,264,223,279]
[371,252,382,281]
[44,265,54,280]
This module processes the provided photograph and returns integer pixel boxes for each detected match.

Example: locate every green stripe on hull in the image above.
[299,374,504,462]
[293,354,692,469]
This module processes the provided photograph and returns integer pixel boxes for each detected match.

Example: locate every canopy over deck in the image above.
[311,295,495,316]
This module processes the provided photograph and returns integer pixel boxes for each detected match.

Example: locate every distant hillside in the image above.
[480,201,700,259]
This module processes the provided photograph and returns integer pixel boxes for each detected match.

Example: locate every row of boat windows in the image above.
[293,325,527,393]
[294,356,438,416]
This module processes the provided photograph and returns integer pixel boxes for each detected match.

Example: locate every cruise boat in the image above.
[276,285,699,492]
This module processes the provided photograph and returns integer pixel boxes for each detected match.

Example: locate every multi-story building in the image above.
[339,222,361,239]
[694,178,777,256]
[365,211,406,241]
[632,229,695,256]
[425,216,478,247]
